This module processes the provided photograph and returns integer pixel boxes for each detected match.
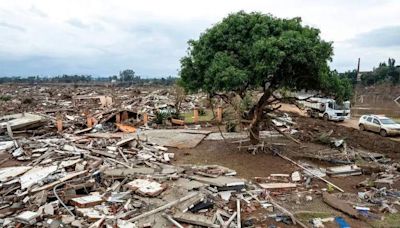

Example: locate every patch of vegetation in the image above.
[0,95,11,101]
[225,121,237,132]
[372,213,400,228]
[198,107,207,116]
[295,211,333,224]
[22,98,34,104]
[182,109,214,123]
[154,112,170,125]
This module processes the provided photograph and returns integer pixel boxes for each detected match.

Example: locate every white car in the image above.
[358,115,400,137]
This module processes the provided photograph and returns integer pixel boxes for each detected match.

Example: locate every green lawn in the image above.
[181,110,214,123]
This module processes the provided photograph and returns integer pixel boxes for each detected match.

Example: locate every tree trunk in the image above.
[248,90,272,144]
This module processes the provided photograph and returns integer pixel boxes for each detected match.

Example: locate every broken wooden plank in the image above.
[237,199,241,228]
[116,137,136,147]
[259,183,297,189]
[116,123,137,133]
[276,152,344,192]
[103,168,155,177]
[31,170,87,193]
[90,149,116,158]
[223,212,237,228]
[163,214,184,228]
[173,212,219,228]
[127,192,199,222]
[322,192,360,219]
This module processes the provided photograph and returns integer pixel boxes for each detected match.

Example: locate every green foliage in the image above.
[0,95,11,101]
[154,112,170,125]
[320,71,353,102]
[198,108,206,116]
[155,111,183,125]
[361,58,400,86]
[119,69,136,82]
[179,11,335,97]
[240,92,254,112]
[225,121,237,132]
[339,70,358,85]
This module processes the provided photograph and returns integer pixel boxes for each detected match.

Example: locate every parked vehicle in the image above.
[299,97,351,121]
[358,115,400,136]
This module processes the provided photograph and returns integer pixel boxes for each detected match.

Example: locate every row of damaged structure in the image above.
[0,123,291,227]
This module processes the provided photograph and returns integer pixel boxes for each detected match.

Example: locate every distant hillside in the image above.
[353,83,400,118]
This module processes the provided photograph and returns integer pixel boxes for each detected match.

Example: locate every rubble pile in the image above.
[0,85,206,121]
[1,127,301,227]
[122,89,206,115]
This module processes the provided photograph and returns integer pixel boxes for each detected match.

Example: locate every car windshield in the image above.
[333,102,350,110]
[380,118,397,125]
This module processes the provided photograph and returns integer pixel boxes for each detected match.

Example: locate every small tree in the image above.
[119,69,135,82]
[173,84,186,116]
[179,11,350,144]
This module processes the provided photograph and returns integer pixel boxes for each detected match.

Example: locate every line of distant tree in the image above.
[339,58,400,86]
[0,69,178,86]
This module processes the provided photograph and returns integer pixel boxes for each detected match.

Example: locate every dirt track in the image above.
[293,114,400,158]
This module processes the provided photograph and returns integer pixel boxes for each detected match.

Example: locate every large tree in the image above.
[179,11,347,143]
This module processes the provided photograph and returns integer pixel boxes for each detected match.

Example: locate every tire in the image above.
[380,129,387,137]
[323,114,329,121]
[359,124,365,131]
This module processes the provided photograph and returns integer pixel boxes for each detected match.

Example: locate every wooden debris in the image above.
[173,212,219,228]
[322,192,360,219]
[259,183,297,189]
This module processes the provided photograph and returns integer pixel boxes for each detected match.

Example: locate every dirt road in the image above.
[339,117,400,142]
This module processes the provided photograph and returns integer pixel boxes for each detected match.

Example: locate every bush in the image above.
[0,95,11,101]
[198,108,206,116]
[22,98,34,104]
[225,121,237,132]
[155,110,183,125]
[154,112,169,124]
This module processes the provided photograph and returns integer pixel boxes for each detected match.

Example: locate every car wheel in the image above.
[323,114,329,121]
[359,124,365,131]
[380,129,387,137]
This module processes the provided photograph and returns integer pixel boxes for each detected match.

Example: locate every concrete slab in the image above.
[0,166,32,182]
[189,175,245,188]
[141,129,211,149]
[103,168,155,177]
[0,113,46,130]
[175,178,206,190]
[126,179,165,196]
[20,165,57,189]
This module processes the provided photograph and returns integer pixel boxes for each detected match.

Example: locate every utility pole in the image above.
[356,58,361,82]
[353,58,361,106]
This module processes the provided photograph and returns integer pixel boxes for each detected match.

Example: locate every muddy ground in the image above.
[293,114,400,157]
[168,112,400,227]
[171,138,372,227]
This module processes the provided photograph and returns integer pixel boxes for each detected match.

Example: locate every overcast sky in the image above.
[0,0,399,77]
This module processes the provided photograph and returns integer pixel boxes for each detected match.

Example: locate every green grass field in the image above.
[181,110,214,123]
